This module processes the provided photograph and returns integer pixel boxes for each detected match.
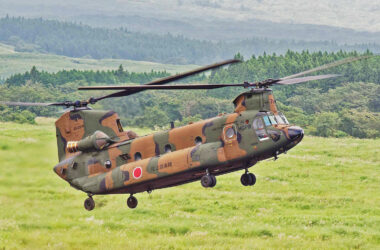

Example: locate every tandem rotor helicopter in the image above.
[1,56,367,211]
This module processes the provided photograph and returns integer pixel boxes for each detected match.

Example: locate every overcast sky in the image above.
[0,0,379,32]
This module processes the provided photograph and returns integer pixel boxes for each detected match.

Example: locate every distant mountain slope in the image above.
[1,17,379,65]
[74,15,380,45]
[0,43,197,79]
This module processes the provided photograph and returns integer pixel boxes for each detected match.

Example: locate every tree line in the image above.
[5,65,170,87]
[1,50,379,138]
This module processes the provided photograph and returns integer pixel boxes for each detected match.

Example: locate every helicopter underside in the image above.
[99,151,277,195]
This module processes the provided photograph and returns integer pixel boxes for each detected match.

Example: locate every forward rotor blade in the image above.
[276,74,340,85]
[80,74,341,94]
[280,55,370,80]
[79,83,244,91]
[92,58,241,101]
[144,59,241,86]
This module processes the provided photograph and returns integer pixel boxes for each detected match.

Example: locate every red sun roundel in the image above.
[133,167,142,179]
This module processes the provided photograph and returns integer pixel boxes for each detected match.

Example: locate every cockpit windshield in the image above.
[268,115,277,125]
[263,116,271,126]
[253,112,290,141]
[262,112,289,126]
[278,113,289,125]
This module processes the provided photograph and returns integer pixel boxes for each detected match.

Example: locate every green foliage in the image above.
[312,112,341,137]
[5,65,169,87]
[175,115,202,127]
[209,50,379,99]
[0,105,36,124]
[134,106,170,129]
[0,121,379,249]
[1,51,379,138]
[339,110,380,138]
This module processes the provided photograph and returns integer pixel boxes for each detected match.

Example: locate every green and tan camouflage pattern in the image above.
[54,89,303,195]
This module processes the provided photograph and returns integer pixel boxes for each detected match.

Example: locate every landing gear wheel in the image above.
[248,173,256,186]
[241,172,256,186]
[201,174,216,188]
[127,195,138,209]
[210,175,217,187]
[84,197,95,211]
[240,173,252,186]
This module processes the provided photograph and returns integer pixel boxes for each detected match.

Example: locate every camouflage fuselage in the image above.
[53,89,304,196]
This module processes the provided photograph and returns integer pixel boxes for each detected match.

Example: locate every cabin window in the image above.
[134,152,142,161]
[116,119,124,132]
[226,127,235,138]
[72,162,78,170]
[105,160,112,169]
[195,136,202,145]
[164,144,172,153]
[223,125,237,141]
[253,117,269,141]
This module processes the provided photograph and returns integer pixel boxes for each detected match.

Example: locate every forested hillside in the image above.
[5,65,170,87]
[1,50,379,138]
[1,17,379,64]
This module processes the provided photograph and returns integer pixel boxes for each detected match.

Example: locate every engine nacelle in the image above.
[67,130,112,153]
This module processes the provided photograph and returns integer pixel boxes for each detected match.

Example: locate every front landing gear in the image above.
[127,195,138,209]
[84,196,95,211]
[241,170,256,186]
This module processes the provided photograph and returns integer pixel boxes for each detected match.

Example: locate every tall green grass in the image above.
[0,120,379,249]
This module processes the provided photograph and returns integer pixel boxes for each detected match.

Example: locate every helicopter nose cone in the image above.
[53,164,67,180]
[288,126,304,142]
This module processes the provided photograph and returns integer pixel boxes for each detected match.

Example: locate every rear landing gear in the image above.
[241,170,256,186]
[127,195,138,209]
[84,196,95,211]
[201,170,216,188]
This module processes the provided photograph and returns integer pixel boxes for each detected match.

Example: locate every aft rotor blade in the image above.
[0,101,77,107]
[0,101,60,107]
[79,83,244,91]
[280,55,370,80]
[276,74,340,85]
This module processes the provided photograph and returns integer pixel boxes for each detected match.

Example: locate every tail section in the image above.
[55,109,128,161]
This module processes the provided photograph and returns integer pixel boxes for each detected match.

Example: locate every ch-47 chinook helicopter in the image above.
[1,56,367,211]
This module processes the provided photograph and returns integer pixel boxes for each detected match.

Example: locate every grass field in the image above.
[0,43,197,79]
[0,119,379,249]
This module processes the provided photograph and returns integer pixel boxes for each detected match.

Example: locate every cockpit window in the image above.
[116,119,124,132]
[279,113,289,124]
[268,115,277,125]
[275,115,284,124]
[263,116,271,126]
